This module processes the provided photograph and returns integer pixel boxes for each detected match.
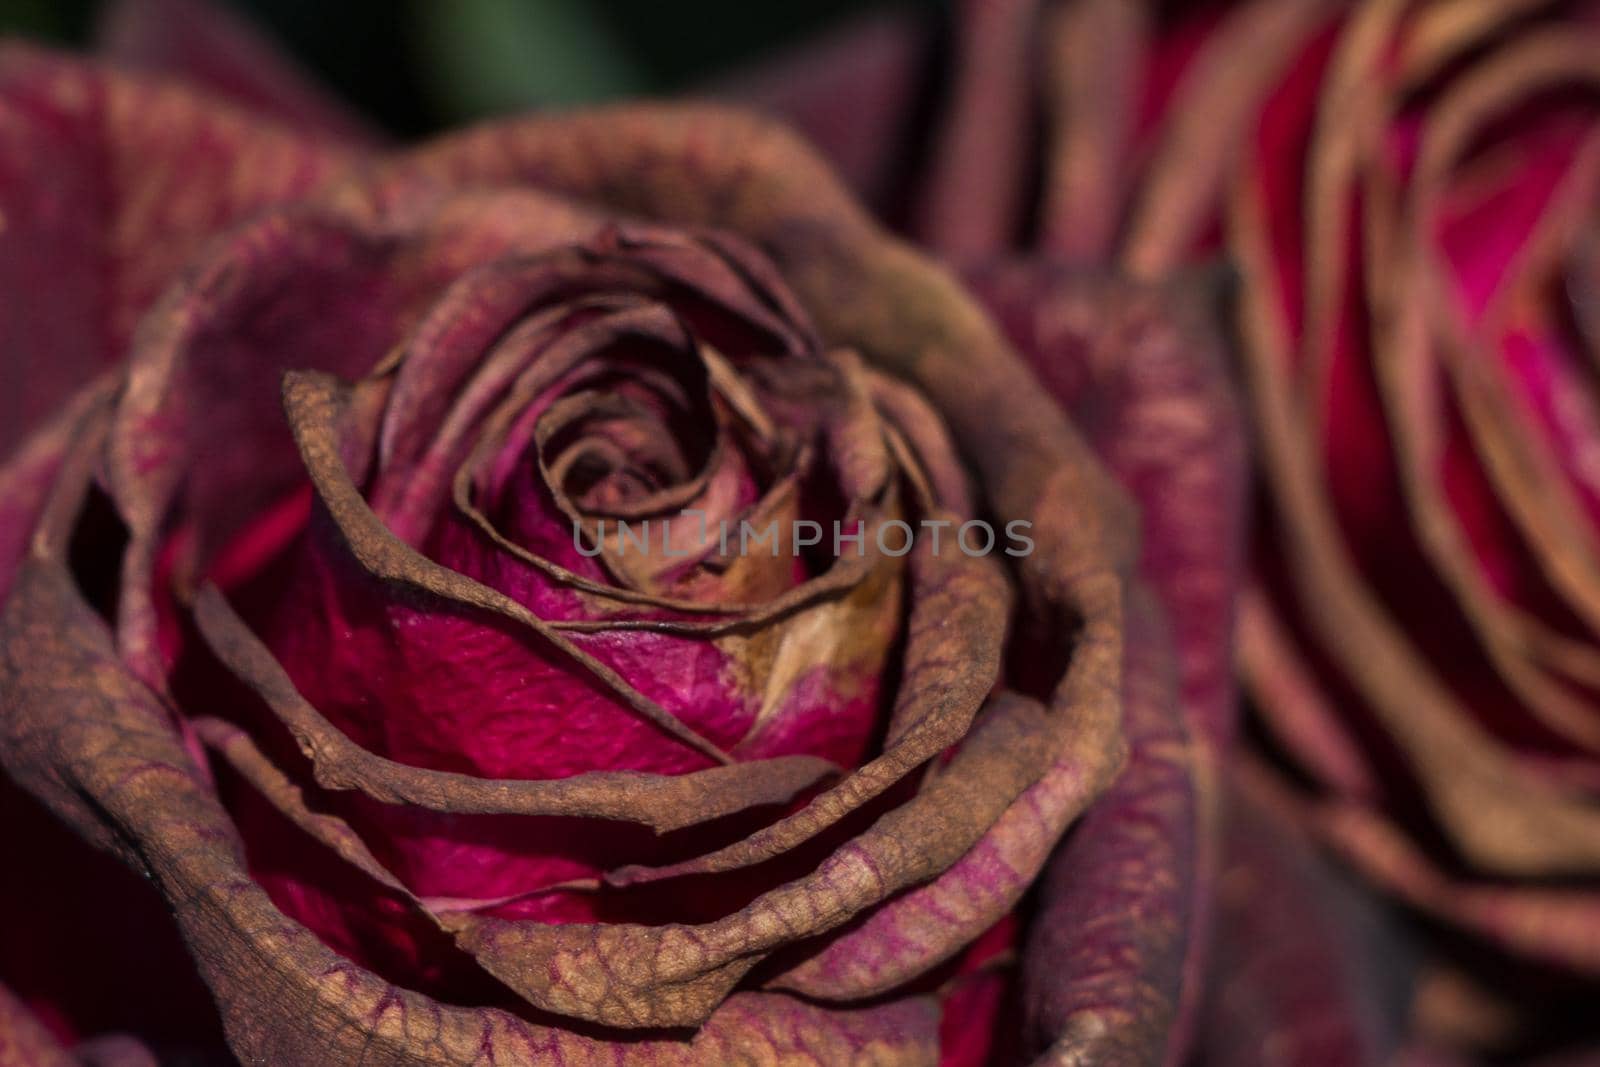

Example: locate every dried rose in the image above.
[730,0,1600,1060]
[1140,0,1600,990]
[0,5,1235,1064]
[1217,2,1600,1049]
[744,0,1600,1056]
[728,4,1260,1063]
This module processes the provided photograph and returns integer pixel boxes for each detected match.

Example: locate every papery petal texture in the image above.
[0,33,1187,1061]
[741,0,1600,1057]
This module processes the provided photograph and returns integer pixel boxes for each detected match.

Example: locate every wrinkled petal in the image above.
[0,49,1148,1063]
[971,262,1246,1063]
[1016,593,1198,1067]
[1,443,945,1063]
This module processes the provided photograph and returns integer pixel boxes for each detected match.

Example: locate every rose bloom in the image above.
[1224,4,1600,1055]
[739,0,1600,1061]
[0,2,1254,1065]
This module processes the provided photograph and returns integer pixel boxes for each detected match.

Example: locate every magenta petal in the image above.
[212,499,744,936]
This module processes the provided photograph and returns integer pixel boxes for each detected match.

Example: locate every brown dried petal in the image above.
[193,584,836,830]
[606,524,1010,886]
[284,368,737,766]
[1233,153,1600,877]
[2,100,1135,1061]
[441,690,1060,1029]
[2,468,941,1064]
[1019,593,1198,1067]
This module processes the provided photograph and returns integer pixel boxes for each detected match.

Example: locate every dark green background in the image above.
[0,0,931,134]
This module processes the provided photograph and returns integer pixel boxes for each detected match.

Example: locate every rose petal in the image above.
[193,583,836,830]
[708,10,928,208]
[0,46,354,455]
[1,432,946,1063]
[1193,772,1408,1067]
[1015,593,1197,1067]
[438,690,1061,1028]
[606,528,1010,887]
[0,981,76,1067]
[0,380,117,605]
[1037,0,1147,261]
[95,0,376,143]
[970,264,1246,1062]
[1120,0,1336,279]
[773,589,1192,1052]
[910,0,1037,260]
[969,263,1245,753]
[1317,800,1600,973]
